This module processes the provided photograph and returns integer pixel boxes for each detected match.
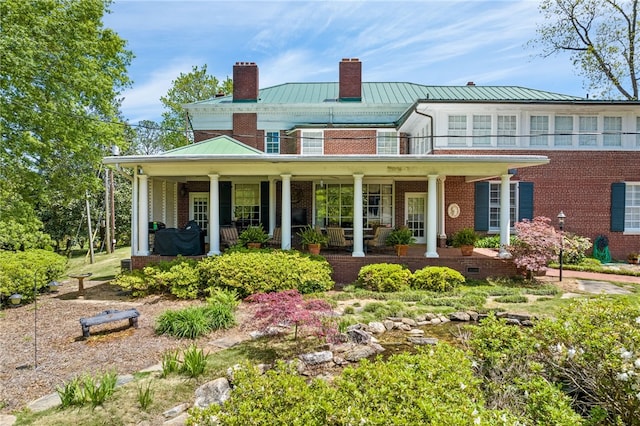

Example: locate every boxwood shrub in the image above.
[410,266,465,292]
[0,249,67,303]
[356,263,411,292]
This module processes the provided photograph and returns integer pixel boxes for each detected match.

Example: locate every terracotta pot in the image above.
[247,242,261,249]
[308,243,321,255]
[395,244,409,256]
[460,245,474,256]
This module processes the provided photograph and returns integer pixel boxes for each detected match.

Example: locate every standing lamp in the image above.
[557,211,566,282]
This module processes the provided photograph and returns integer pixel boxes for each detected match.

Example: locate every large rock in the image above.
[347,328,371,344]
[299,351,333,365]
[194,377,231,409]
[407,337,439,345]
[367,321,387,334]
[342,343,384,362]
[449,312,471,321]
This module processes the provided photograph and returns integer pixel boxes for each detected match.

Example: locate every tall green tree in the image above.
[159,65,232,148]
[533,0,638,100]
[0,0,132,247]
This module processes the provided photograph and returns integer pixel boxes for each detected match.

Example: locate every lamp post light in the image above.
[557,211,566,282]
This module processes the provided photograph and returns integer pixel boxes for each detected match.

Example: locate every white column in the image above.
[280,174,292,250]
[131,172,139,256]
[269,178,277,235]
[352,174,365,257]
[137,173,149,256]
[208,174,221,256]
[425,175,439,258]
[437,176,447,246]
[499,173,513,258]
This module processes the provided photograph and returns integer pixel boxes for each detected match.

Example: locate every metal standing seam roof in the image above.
[158,135,264,156]
[188,82,584,106]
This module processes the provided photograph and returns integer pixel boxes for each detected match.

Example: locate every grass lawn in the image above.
[65,246,131,281]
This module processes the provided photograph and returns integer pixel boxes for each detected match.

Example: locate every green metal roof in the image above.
[159,135,264,156]
[191,82,583,106]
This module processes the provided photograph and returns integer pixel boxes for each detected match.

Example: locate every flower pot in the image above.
[459,245,474,256]
[395,244,409,256]
[629,258,639,264]
[247,242,261,249]
[308,243,321,255]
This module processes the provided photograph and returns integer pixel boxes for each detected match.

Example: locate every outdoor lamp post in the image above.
[557,211,566,282]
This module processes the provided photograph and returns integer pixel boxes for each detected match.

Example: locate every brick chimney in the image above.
[339,58,362,101]
[233,62,259,102]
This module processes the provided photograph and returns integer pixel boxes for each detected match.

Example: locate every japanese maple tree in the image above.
[510,216,562,278]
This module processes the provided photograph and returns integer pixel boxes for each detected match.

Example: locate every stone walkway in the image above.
[546,267,640,285]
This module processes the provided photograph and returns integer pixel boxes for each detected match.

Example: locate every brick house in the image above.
[104,58,640,264]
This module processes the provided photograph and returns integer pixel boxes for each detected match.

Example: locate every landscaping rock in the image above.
[449,312,471,321]
[408,328,425,336]
[407,337,438,345]
[299,351,333,365]
[194,378,231,409]
[342,344,384,362]
[383,320,395,330]
[163,412,190,425]
[163,403,190,419]
[367,321,387,334]
[466,311,479,321]
[347,328,371,344]
[401,317,417,327]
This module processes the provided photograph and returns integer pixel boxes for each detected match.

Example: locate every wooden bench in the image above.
[79,308,140,338]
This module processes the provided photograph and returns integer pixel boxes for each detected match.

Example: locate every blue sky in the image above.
[104,0,586,124]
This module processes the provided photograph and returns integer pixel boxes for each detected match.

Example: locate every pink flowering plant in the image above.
[510,216,562,278]
[245,289,337,341]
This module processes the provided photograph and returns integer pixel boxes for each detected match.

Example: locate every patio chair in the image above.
[366,226,393,253]
[267,227,281,247]
[326,227,353,252]
[220,226,238,248]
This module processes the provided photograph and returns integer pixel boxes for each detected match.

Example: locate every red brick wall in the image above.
[339,58,361,100]
[233,62,259,101]
[232,113,262,150]
[324,129,376,154]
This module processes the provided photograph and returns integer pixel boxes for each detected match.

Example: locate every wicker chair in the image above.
[326,227,353,252]
[366,226,393,252]
[220,226,238,249]
[267,227,281,247]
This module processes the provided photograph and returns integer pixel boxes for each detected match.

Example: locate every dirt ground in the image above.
[0,280,254,414]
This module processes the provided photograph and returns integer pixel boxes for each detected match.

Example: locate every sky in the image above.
[103,0,587,125]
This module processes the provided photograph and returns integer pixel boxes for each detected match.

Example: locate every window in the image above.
[377,131,399,154]
[554,116,573,146]
[473,115,491,146]
[410,126,428,154]
[626,184,640,231]
[301,131,323,155]
[530,116,549,146]
[603,116,622,147]
[579,116,598,146]
[497,115,516,146]
[448,115,467,146]
[265,131,280,153]
[189,193,209,236]
[489,182,517,231]
[233,184,260,227]
[314,183,394,229]
[363,184,393,227]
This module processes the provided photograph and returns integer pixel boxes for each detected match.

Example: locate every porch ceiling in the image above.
[103,154,549,180]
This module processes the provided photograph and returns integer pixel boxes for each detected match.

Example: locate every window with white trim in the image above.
[447,115,467,146]
[554,116,573,146]
[363,183,393,227]
[579,116,598,146]
[603,116,622,146]
[377,131,399,154]
[301,131,323,155]
[189,193,209,236]
[489,182,517,231]
[265,131,280,153]
[626,183,640,231]
[473,115,491,146]
[233,183,260,227]
[497,115,516,146]
[315,182,394,229]
[530,116,549,146]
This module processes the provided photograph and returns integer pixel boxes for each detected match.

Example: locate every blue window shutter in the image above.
[611,182,626,232]
[260,181,269,230]
[475,182,489,231]
[518,182,534,221]
[219,182,232,226]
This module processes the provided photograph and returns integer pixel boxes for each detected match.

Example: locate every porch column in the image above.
[437,176,447,247]
[280,174,292,250]
[499,173,513,258]
[352,174,365,257]
[131,171,139,256]
[137,173,149,256]
[269,178,277,235]
[425,174,439,258]
[208,174,221,256]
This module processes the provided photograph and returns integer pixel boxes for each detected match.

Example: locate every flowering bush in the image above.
[561,232,593,265]
[510,216,561,277]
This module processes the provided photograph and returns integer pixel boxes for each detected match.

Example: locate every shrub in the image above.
[356,263,411,292]
[111,257,202,298]
[56,371,117,408]
[155,302,235,339]
[0,249,66,303]
[510,216,561,277]
[180,344,210,378]
[451,228,479,247]
[493,294,528,303]
[238,224,270,246]
[410,266,465,292]
[198,251,334,297]
[561,232,593,265]
[475,234,519,248]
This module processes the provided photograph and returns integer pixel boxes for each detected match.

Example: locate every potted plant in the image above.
[239,225,269,249]
[298,225,328,255]
[628,252,639,264]
[451,228,479,256]
[385,226,416,256]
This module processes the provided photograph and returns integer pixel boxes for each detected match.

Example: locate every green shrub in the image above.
[111,257,203,298]
[206,288,240,310]
[562,232,593,265]
[155,302,235,339]
[356,263,411,292]
[410,266,465,292]
[56,371,117,408]
[493,294,528,303]
[180,344,210,378]
[0,249,66,302]
[137,382,154,411]
[475,234,519,248]
[161,349,181,377]
[198,251,333,297]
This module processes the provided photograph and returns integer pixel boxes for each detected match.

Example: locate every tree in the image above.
[129,120,168,155]
[0,0,132,247]
[159,65,232,149]
[510,216,562,277]
[533,0,638,100]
